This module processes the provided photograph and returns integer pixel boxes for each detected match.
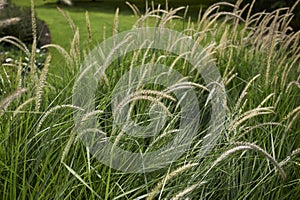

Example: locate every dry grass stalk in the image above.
[0,17,20,28]
[1,65,11,88]
[290,0,300,13]
[75,128,106,143]
[257,93,274,108]
[16,58,23,89]
[85,11,92,41]
[13,97,35,117]
[171,181,206,200]
[114,94,173,118]
[57,7,76,33]
[70,28,81,70]
[102,25,106,42]
[30,0,37,80]
[36,104,84,133]
[217,26,229,53]
[265,10,279,87]
[223,46,235,80]
[281,55,300,90]
[273,57,287,87]
[0,36,30,56]
[125,1,140,17]
[203,145,253,179]
[0,88,27,117]
[35,54,51,112]
[286,112,300,131]
[240,0,256,40]
[224,72,237,86]
[141,44,154,66]
[146,129,180,152]
[164,82,209,94]
[240,122,283,135]
[134,10,161,28]
[160,7,185,28]
[204,142,286,181]
[287,81,300,90]
[282,31,299,51]
[283,103,300,131]
[59,0,72,6]
[113,8,119,36]
[234,74,260,113]
[284,106,300,120]
[81,110,104,123]
[235,141,286,181]
[61,126,76,163]
[229,107,274,131]
[42,44,73,67]
[147,163,199,200]
[280,148,300,166]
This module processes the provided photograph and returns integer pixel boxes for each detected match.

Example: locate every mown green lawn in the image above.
[11,0,212,50]
[10,0,211,74]
[12,0,138,50]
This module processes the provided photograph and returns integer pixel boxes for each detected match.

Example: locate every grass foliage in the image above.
[0,0,300,199]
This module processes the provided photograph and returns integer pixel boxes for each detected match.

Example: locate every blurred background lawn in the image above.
[9,0,213,49]
[10,0,299,50]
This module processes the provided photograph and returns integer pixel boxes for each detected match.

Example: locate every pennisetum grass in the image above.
[16,58,23,89]
[57,7,76,34]
[36,104,84,133]
[30,0,37,81]
[202,141,286,181]
[85,11,92,42]
[113,8,119,36]
[13,97,35,117]
[42,43,73,67]
[1,0,299,199]
[35,54,51,112]
[234,74,260,113]
[0,36,30,56]
[0,88,27,117]
[146,163,199,200]
[171,181,207,200]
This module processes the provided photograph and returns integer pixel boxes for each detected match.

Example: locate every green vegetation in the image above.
[0,0,299,199]
[9,0,138,56]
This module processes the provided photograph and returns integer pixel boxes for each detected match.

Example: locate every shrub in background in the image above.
[0,4,50,74]
[0,4,51,48]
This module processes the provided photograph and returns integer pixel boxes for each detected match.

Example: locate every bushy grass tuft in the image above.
[0,0,299,199]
